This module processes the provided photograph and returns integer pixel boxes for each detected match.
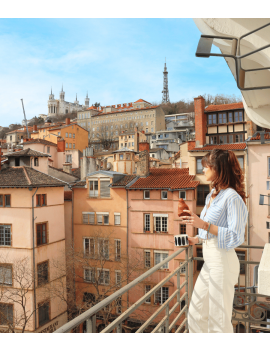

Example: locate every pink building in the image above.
[0,157,67,332]
[126,167,199,326]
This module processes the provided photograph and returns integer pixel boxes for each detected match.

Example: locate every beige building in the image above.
[77,99,165,148]
[118,128,147,152]
[6,126,33,148]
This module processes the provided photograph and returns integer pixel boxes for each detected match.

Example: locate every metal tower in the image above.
[162,59,170,103]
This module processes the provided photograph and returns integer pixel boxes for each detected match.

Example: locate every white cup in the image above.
[174,234,189,247]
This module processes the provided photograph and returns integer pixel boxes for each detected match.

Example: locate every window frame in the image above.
[0,194,11,208]
[0,303,13,326]
[154,250,169,269]
[38,300,50,327]
[114,213,121,225]
[145,285,151,304]
[36,222,48,246]
[154,286,169,305]
[144,213,150,232]
[0,264,12,286]
[97,268,110,285]
[161,190,168,200]
[153,214,168,233]
[197,185,210,206]
[0,224,12,247]
[36,194,47,207]
[89,180,98,197]
[196,157,203,174]
[84,237,95,258]
[144,190,150,199]
[115,239,121,261]
[179,191,186,200]
[37,260,49,287]
[84,267,96,283]
[144,250,151,268]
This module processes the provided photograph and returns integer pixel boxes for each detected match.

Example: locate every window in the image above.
[119,154,123,160]
[116,297,122,314]
[114,213,121,225]
[98,239,109,259]
[179,191,186,200]
[65,133,68,137]
[219,135,227,144]
[0,195,11,207]
[69,133,72,138]
[38,301,50,327]
[180,224,186,234]
[37,261,49,286]
[154,214,168,233]
[34,158,39,167]
[66,154,72,163]
[197,185,210,206]
[66,142,68,148]
[84,268,95,283]
[144,190,150,199]
[96,213,109,225]
[36,194,47,207]
[84,238,95,258]
[100,180,110,198]
[115,271,121,287]
[228,112,233,123]
[210,136,217,144]
[145,250,151,268]
[218,113,226,124]
[115,240,121,261]
[47,146,50,153]
[208,115,212,124]
[73,134,75,138]
[196,158,203,174]
[36,223,47,246]
[0,225,11,246]
[97,269,110,285]
[235,111,243,122]
[154,251,169,269]
[89,180,98,197]
[144,214,150,232]
[267,222,270,229]
[237,156,244,171]
[267,181,270,190]
[0,265,12,285]
[229,135,233,143]
[179,261,186,274]
[69,143,72,148]
[145,285,151,303]
[0,304,13,325]
[154,287,169,305]
[161,191,167,200]
[82,212,95,224]
[235,250,246,274]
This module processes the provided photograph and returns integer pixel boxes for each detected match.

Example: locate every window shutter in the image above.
[89,213,95,224]
[82,213,88,224]
[100,180,110,198]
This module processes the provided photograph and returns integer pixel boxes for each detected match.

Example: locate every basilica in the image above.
[48,86,89,116]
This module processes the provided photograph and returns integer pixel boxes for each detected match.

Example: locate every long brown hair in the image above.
[201,149,248,204]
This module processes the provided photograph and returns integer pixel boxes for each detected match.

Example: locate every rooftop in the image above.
[6,126,34,135]
[205,102,244,113]
[111,175,137,187]
[0,166,66,188]
[190,143,246,151]
[22,139,57,147]
[5,148,51,157]
[249,132,270,141]
[128,168,200,190]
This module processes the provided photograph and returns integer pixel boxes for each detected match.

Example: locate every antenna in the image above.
[162,60,170,104]
[20,99,30,139]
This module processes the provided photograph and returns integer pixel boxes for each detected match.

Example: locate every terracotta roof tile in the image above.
[0,166,66,188]
[128,168,200,190]
[22,139,57,147]
[6,127,33,135]
[249,132,270,141]
[205,102,243,112]
[190,143,246,151]
[111,175,137,187]
[72,180,86,187]
[5,148,51,157]
[134,99,151,104]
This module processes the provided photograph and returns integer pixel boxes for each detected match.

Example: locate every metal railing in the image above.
[55,246,193,333]
[55,244,270,333]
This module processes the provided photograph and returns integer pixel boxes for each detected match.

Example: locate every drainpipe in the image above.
[126,189,129,308]
[31,187,39,330]
[71,185,76,304]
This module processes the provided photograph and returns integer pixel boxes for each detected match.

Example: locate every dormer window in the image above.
[34,158,39,167]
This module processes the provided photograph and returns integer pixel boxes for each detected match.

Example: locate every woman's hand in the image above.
[187,236,199,246]
[179,209,206,230]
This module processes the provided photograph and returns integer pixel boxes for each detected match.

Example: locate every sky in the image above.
[0,18,242,126]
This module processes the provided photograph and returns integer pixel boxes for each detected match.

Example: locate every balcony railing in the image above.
[54,244,270,333]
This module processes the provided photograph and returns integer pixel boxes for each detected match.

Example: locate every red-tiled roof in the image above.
[190,143,246,151]
[134,99,151,104]
[111,175,137,187]
[0,166,66,188]
[249,132,270,141]
[5,148,51,157]
[205,102,243,112]
[128,168,200,190]
[23,139,57,147]
[91,105,159,117]
[6,127,33,134]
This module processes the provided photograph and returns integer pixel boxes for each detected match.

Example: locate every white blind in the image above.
[100,180,110,198]
[114,214,120,225]
[153,213,168,217]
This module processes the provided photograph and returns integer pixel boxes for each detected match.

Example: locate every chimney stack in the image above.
[138,142,150,152]
[57,137,65,152]
[194,96,206,147]
[66,118,70,125]
[136,150,149,177]
[63,162,72,174]
[80,147,96,179]
[33,125,38,132]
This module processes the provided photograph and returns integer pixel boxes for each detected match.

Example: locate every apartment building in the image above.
[77,99,165,144]
[6,126,33,148]
[118,129,147,152]
[31,118,88,153]
[0,159,67,332]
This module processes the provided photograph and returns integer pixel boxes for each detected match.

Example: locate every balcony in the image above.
[55,244,270,333]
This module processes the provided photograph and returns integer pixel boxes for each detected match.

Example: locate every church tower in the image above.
[60,85,65,101]
[85,92,90,107]
[74,93,79,105]
[49,87,54,101]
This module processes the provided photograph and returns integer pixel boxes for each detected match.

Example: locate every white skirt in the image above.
[188,237,240,333]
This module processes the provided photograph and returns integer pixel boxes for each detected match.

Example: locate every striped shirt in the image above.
[198,187,248,250]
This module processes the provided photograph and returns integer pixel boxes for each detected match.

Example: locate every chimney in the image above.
[57,137,65,152]
[194,96,206,147]
[103,158,107,170]
[66,118,70,125]
[24,126,26,131]
[136,150,149,177]
[138,142,150,152]
[80,147,96,180]
[63,162,72,174]
[33,125,37,132]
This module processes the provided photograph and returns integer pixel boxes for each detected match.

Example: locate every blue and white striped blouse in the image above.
[198,187,248,250]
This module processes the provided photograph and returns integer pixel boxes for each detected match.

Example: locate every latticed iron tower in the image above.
[162,60,170,103]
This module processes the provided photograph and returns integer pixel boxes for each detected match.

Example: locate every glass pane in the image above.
[212,114,217,124]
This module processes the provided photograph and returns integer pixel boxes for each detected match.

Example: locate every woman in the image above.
[179,149,248,333]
